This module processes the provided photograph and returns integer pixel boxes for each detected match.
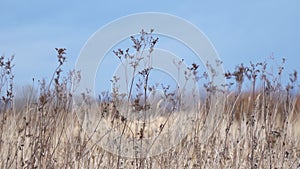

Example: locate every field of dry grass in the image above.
[1,90,299,168]
[1,31,300,168]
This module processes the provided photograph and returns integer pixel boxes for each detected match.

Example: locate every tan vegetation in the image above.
[0,31,299,168]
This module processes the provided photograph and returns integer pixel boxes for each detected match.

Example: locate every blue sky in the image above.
[1,1,299,93]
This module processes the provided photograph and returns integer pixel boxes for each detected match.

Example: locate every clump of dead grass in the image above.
[0,30,299,169]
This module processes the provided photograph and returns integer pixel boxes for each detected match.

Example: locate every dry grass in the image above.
[1,91,299,168]
[0,31,300,168]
